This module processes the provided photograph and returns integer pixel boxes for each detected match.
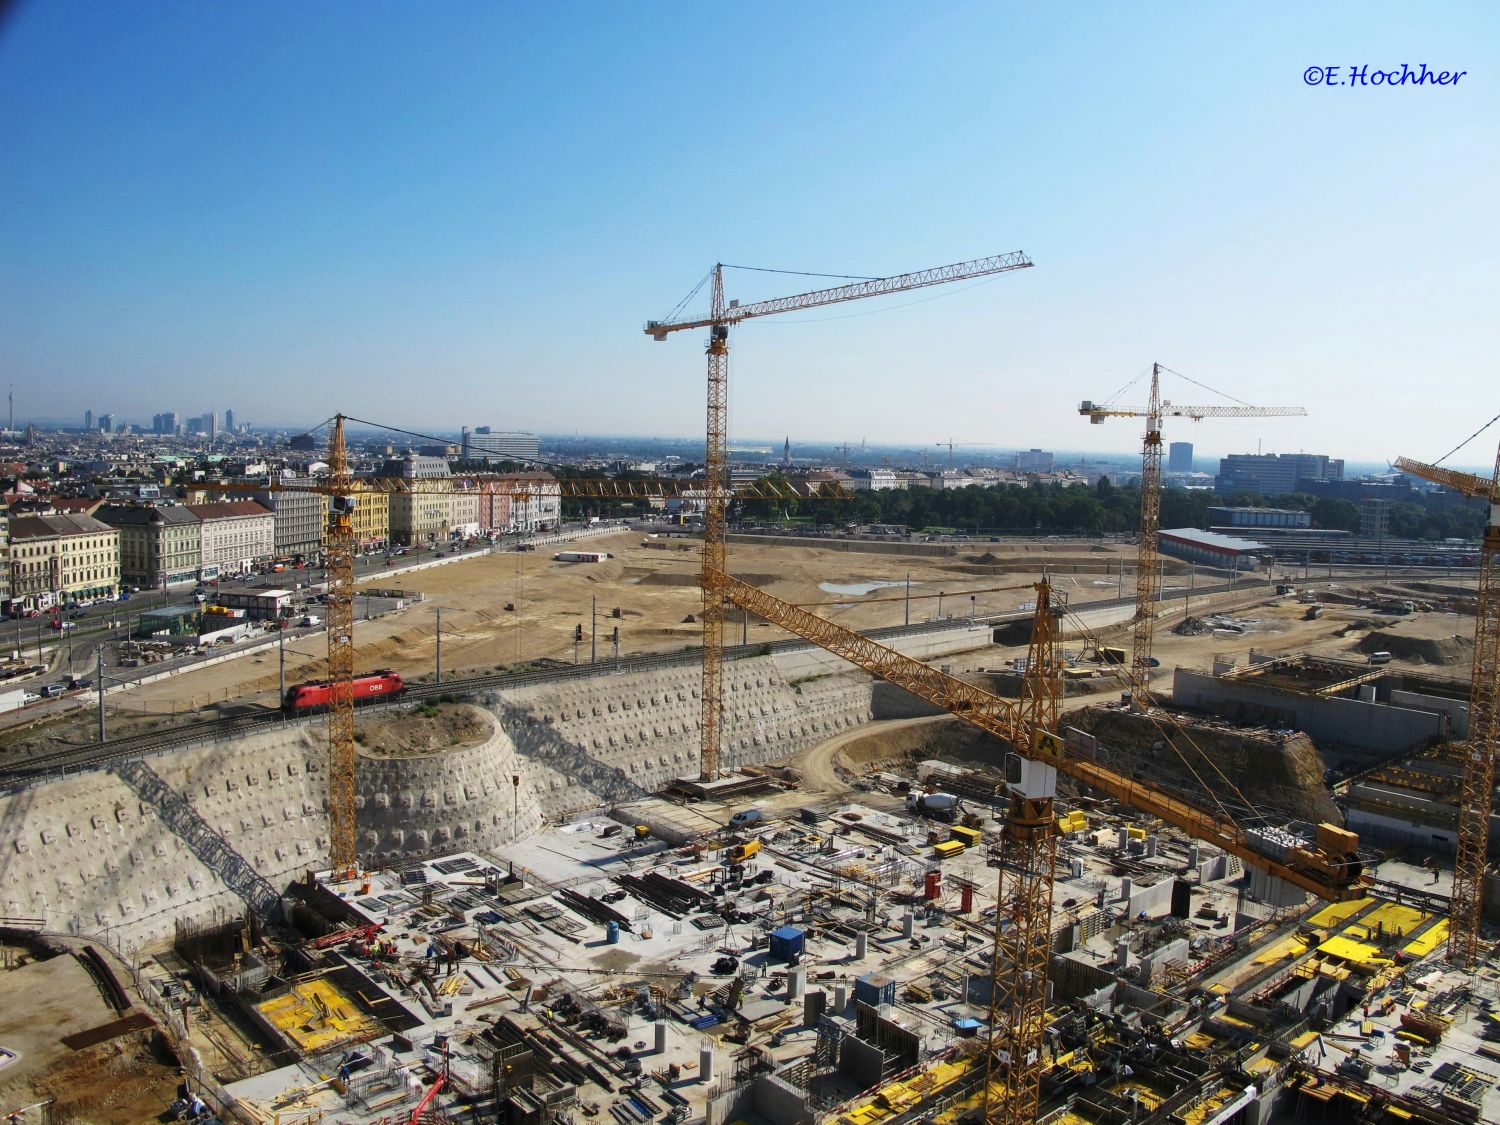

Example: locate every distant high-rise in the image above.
[98,413,114,433]
[1016,448,1054,473]
[84,410,93,431]
[461,427,539,463]
[209,412,217,442]
[1167,441,1194,472]
[225,408,235,433]
[153,411,180,435]
[1216,452,1343,496]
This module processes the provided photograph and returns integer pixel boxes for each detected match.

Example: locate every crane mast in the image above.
[700,268,731,781]
[325,415,358,872]
[647,252,1034,779]
[1133,365,1165,709]
[1394,449,1500,965]
[1080,366,1305,709]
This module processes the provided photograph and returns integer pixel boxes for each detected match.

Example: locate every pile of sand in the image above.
[1357,630,1473,666]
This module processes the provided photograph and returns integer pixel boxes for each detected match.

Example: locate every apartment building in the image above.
[96,504,203,589]
[8,513,120,610]
[184,501,275,577]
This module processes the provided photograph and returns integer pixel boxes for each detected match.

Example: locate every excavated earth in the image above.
[1065,705,1341,826]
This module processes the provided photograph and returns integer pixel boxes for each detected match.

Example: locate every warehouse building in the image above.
[1158,528,1265,570]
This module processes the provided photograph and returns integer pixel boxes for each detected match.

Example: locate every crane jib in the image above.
[644,251,1033,336]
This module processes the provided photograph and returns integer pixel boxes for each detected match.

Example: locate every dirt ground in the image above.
[0,946,182,1124]
[357,702,491,757]
[12,534,1145,744]
[9,536,1478,749]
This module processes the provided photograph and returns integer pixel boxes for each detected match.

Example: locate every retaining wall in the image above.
[492,656,876,819]
[0,711,542,949]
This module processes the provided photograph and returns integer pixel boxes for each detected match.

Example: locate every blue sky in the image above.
[2,2,1497,467]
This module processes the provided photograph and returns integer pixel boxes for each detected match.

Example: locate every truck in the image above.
[906,792,962,822]
[728,809,764,829]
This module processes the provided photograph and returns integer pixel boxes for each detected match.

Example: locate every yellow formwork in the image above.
[1252,935,1308,965]
[1403,918,1448,957]
[1179,1083,1241,1125]
[1362,901,1428,936]
[839,1057,973,1125]
[1307,896,1374,929]
[1316,935,1383,965]
[256,978,382,1053]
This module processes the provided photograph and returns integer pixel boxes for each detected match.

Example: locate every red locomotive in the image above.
[283,669,405,712]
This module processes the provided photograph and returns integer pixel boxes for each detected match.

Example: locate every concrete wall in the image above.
[1389,689,1468,738]
[1172,668,1443,759]
[0,709,542,950]
[493,658,876,819]
[356,723,544,861]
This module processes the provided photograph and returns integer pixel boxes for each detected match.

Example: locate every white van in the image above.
[1367,651,1392,665]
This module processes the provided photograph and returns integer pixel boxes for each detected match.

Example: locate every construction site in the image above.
[0,260,1498,1125]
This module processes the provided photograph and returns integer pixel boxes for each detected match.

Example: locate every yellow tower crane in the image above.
[645,252,1035,780]
[710,569,1366,1125]
[212,415,849,872]
[1394,446,1500,966]
[1079,363,1305,709]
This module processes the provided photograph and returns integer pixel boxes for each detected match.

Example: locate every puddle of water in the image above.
[818,579,919,596]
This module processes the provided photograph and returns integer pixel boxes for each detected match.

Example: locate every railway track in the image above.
[0,578,1263,791]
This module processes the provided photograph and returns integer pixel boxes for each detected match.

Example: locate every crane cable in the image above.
[1432,408,1500,468]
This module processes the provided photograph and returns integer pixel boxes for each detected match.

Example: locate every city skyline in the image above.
[2,5,1497,465]
[6,408,1492,477]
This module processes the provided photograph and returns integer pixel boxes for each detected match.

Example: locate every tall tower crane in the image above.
[214,417,848,873]
[709,567,1366,1125]
[937,439,1000,467]
[645,252,1035,780]
[1079,364,1305,709]
[1394,446,1500,966]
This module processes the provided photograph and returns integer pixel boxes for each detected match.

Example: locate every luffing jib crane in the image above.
[1079,363,1305,709]
[1394,447,1500,966]
[711,567,1365,1125]
[645,252,1035,780]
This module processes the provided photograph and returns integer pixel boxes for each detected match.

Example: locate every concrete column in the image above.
[1116,938,1132,968]
[834,983,848,1011]
[1117,827,1130,849]
[902,912,915,939]
[855,931,868,960]
[1188,844,1200,868]
[655,1021,667,1054]
[700,1043,714,1083]
[1119,876,1132,903]
[787,969,804,1001]
[1069,858,1084,879]
[803,990,825,1026]
[1145,835,1158,859]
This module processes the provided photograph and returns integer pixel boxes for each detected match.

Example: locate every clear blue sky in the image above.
[2,2,1496,467]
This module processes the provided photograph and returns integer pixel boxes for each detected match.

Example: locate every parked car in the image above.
[21,691,40,704]
[39,683,67,698]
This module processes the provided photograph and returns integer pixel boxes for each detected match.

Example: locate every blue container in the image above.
[606,920,621,944]
[769,925,805,963]
[854,973,896,1008]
